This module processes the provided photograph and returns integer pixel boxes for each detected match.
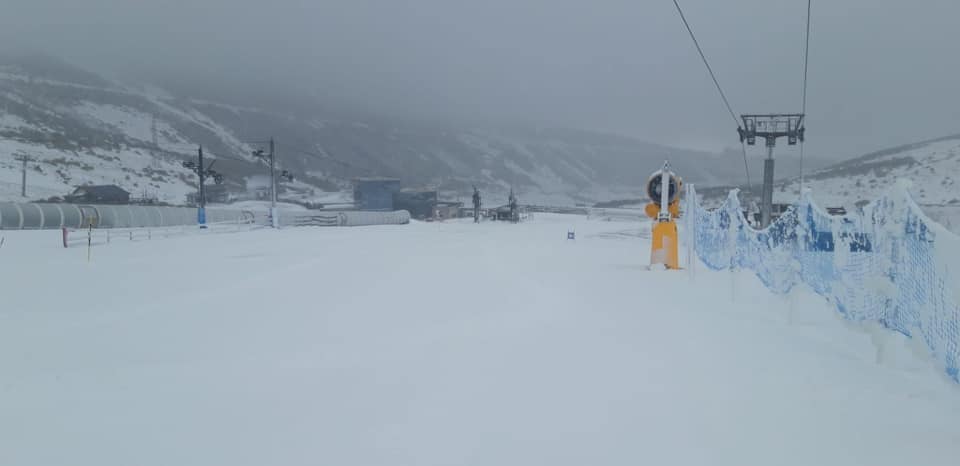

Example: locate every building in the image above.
[393,189,437,220]
[64,185,130,204]
[435,201,463,220]
[495,205,516,221]
[353,178,401,211]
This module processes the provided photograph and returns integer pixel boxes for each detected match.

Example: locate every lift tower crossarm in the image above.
[736,113,805,228]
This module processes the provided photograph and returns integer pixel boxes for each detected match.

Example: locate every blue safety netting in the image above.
[686,183,960,382]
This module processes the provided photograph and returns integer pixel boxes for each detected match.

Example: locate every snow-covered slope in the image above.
[773,136,960,207]
[772,136,960,231]
[1,215,958,465]
[0,56,267,204]
[691,135,960,232]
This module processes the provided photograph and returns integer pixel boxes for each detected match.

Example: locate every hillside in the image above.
[0,53,806,206]
[690,135,960,232]
[777,135,960,231]
[773,135,960,205]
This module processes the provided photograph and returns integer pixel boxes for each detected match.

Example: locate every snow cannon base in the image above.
[650,220,679,270]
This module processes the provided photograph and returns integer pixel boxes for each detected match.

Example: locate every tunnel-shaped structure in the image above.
[0,203,260,230]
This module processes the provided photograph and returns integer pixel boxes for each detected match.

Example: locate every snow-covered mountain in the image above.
[694,134,960,232]
[0,53,796,206]
[774,135,960,206]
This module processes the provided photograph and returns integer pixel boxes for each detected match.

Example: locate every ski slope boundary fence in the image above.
[61,218,263,249]
[686,182,960,382]
[0,203,411,230]
[59,209,410,248]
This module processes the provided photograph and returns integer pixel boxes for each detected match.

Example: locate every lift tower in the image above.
[737,114,805,228]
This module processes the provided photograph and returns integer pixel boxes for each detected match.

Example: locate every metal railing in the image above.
[0,202,265,230]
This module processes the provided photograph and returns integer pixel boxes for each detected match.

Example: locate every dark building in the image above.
[495,205,515,221]
[64,185,130,204]
[354,178,401,211]
[393,189,438,220]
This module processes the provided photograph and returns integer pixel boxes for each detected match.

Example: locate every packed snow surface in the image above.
[0,214,958,466]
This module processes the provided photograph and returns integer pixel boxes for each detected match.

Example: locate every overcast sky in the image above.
[3,0,960,159]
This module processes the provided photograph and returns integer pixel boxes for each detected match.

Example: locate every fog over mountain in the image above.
[3,0,960,161]
[5,53,829,206]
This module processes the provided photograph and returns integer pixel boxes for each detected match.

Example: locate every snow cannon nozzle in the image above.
[645,170,682,206]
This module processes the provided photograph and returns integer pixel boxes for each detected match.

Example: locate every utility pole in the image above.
[182,145,223,228]
[151,114,159,148]
[737,114,805,228]
[151,114,160,169]
[270,138,277,228]
[199,145,206,220]
[251,138,292,228]
[14,154,33,198]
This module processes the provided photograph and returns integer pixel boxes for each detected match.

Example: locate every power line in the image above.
[671,0,740,127]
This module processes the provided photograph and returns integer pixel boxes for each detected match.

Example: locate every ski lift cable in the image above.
[670,0,753,195]
[799,0,812,194]
[670,0,741,127]
[801,0,812,117]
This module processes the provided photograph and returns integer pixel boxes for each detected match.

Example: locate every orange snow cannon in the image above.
[645,162,682,270]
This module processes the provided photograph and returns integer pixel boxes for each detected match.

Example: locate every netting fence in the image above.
[686,182,960,382]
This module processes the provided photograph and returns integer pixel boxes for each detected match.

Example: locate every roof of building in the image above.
[73,185,130,197]
[353,177,400,183]
[400,188,440,196]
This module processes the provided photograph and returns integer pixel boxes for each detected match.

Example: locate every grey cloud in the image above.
[2,0,960,159]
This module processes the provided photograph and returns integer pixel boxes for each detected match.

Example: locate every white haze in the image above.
[2,0,960,159]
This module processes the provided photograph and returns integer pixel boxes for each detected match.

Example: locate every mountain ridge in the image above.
[0,53,827,205]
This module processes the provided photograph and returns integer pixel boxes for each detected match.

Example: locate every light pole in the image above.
[14,153,33,198]
[252,138,294,228]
